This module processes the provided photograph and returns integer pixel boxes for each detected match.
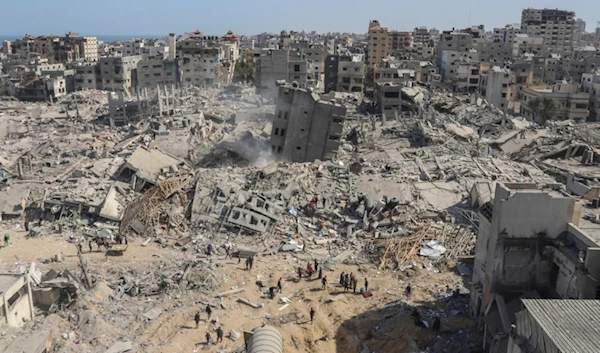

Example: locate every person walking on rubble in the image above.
[249,256,254,270]
[364,278,369,292]
[88,239,93,253]
[277,277,283,293]
[3,233,9,247]
[225,247,231,259]
[207,244,213,256]
[77,241,83,254]
[195,312,201,329]
[321,276,327,290]
[353,278,357,293]
[339,272,345,286]
[205,332,211,345]
[314,259,319,273]
[310,307,315,324]
[216,326,224,342]
[205,305,212,320]
[298,267,302,280]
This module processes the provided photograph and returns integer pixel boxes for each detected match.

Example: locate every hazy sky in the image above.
[0,0,597,36]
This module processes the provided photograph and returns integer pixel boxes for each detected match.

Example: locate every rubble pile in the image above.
[6,80,600,353]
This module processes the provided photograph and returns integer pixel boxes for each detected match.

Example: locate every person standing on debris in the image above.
[298,267,302,280]
[432,317,441,332]
[269,286,275,299]
[207,244,213,256]
[225,247,231,259]
[405,285,412,299]
[249,256,254,270]
[310,307,315,324]
[77,241,83,254]
[205,332,211,345]
[318,267,323,279]
[364,278,369,292]
[321,276,327,290]
[277,277,283,293]
[216,326,224,342]
[205,305,212,320]
[88,239,93,253]
[339,272,345,286]
[3,233,9,247]
[353,278,357,293]
[344,274,349,288]
[314,259,319,273]
[195,312,201,329]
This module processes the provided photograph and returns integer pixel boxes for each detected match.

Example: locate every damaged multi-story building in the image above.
[177,30,239,89]
[99,55,143,92]
[269,84,346,162]
[470,182,600,352]
[324,52,365,93]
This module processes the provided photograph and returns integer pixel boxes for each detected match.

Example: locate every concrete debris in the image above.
[3,59,598,353]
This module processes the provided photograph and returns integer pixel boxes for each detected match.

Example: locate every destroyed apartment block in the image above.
[469,182,600,350]
[115,145,188,191]
[191,182,283,233]
[270,84,347,163]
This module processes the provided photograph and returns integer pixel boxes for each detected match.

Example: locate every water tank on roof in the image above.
[291,81,299,88]
[246,326,283,353]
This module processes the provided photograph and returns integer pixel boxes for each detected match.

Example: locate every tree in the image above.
[528,97,557,124]
[233,62,254,83]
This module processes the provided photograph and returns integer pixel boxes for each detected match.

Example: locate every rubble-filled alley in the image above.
[2,81,600,353]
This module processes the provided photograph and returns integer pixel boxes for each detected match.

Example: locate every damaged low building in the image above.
[0,273,35,328]
[115,145,187,191]
[470,182,600,352]
[270,84,346,162]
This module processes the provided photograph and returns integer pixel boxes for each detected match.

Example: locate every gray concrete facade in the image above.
[270,85,346,162]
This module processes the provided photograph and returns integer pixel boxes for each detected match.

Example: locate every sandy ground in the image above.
[0,225,477,353]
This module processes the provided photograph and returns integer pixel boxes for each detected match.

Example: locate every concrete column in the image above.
[157,84,164,116]
[381,113,386,126]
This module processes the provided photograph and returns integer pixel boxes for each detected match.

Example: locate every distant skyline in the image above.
[0,0,598,37]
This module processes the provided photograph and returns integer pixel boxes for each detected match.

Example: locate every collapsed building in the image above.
[269,84,346,162]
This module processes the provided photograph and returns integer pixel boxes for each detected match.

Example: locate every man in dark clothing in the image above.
[353,278,357,293]
[277,277,283,293]
[88,240,93,253]
[310,308,315,324]
[314,259,319,273]
[432,317,441,332]
[207,244,213,256]
[364,278,369,292]
[216,327,224,342]
[245,257,250,271]
[339,272,345,286]
[249,256,254,270]
[195,312,201,329]
[406,285,412,299]
[206,305,212,320]
[225,247,231,259]
[318,267,323,279]
[298,267,302,280]
[205,332,211,344]
[269,286,275,299]
[321,276,327,290]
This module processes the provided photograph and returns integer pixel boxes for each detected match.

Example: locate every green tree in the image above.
[529,97,558,124]
[233,62,254,83]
